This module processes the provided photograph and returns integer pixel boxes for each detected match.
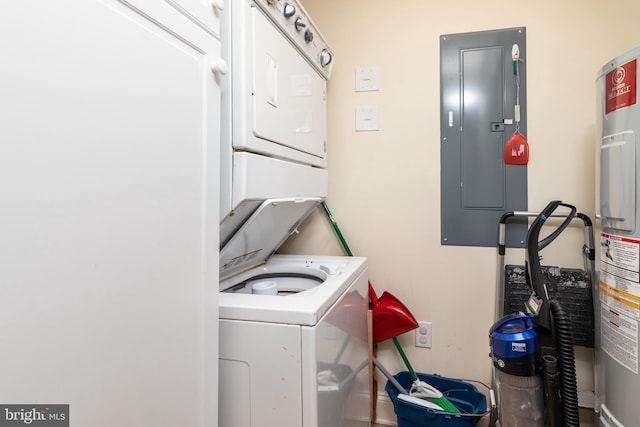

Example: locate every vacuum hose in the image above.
[520,201,581,426]
[549,300,580,427]
[542,355,560,427]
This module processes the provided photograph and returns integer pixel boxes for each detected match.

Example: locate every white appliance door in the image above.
[247,7,327,163]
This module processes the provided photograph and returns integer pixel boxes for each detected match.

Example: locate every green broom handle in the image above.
[321,201,353,256]
[392,337,418,382]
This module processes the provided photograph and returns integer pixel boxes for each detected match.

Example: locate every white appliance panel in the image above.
[250,7,327,160]
[232,152,328,211]
[252,0,334,80]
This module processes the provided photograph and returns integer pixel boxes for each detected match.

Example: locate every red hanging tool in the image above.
[504,43,529,165]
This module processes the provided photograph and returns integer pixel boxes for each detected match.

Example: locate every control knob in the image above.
[283,3,295,17]
[304,30,313,43]
[294,18,306,31]
[320,49,333,67]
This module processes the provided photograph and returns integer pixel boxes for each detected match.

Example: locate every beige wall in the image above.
[281,0,640,422]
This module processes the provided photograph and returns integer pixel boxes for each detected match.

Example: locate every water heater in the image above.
[596,45,640,427]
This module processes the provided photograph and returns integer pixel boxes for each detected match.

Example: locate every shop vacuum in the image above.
[489,201,581,427]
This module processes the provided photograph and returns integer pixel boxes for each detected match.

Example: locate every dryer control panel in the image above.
[254,0,334,79]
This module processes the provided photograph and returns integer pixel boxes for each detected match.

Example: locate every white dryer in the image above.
[218,198,369,427]
[219,0,334,225]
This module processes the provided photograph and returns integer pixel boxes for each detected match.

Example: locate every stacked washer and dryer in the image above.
[218,1,369,426]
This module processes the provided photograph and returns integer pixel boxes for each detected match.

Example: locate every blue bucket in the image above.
[385,371,487,427]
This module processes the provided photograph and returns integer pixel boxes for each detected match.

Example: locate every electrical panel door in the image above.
[440,27,528,247]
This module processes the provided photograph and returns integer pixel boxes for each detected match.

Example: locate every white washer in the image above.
[218,199,369,427]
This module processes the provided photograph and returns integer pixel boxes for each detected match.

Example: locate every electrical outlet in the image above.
[415,321,432,348]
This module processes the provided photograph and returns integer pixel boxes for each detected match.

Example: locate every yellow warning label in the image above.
[600,281,640,306]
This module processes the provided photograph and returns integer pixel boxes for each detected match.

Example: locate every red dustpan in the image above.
[504,133,529,165]
[368,283,418,344]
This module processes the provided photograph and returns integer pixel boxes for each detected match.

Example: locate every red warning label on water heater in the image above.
[606,59,637,114]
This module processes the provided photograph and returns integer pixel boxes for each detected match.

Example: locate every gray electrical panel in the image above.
[440,27,528,247]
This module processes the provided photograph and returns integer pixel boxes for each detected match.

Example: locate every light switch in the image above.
[355,106,379,131]
[355,67,379,92]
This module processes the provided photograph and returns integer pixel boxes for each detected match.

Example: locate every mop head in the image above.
[409,380,460,413]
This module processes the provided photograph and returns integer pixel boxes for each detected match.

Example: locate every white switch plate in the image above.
[415,321,432,348]
[355,106,379,131]
[355,67,379,92]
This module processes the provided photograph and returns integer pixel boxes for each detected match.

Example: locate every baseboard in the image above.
[349,390,397,426]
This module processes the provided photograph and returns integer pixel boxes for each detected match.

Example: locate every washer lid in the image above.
[219,197,322,281]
